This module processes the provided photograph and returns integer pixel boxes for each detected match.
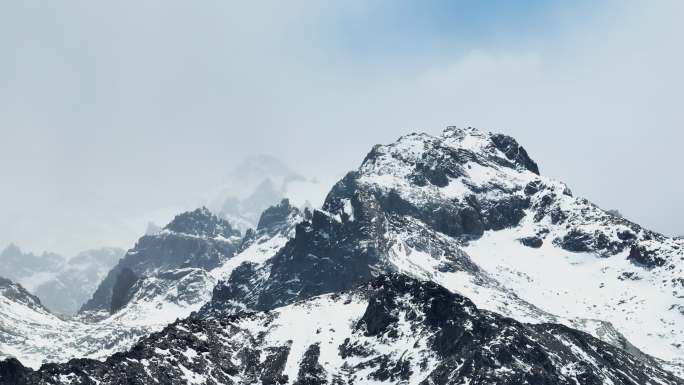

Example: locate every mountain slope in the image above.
[0,277,73,366]
[1,275,679,385]
[0,208,241,368]
[202,127,683,374]
[0,202,305,369]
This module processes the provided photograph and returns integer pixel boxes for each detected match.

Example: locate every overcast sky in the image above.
[1,1,682,256]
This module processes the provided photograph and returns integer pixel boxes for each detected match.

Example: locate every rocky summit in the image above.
[201,127,683,376]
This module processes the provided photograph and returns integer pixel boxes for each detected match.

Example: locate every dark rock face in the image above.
[109,268,138,313]
[293,344,327,385]
[617,229,637,241]
[490,133,540,175]
[0,358,30,385]
[628,245,667,268]
[205,262,259,315]
[524,180,543,195]
[202,175,380,315]
[241,207,381,311]
[80,208,241,316]
[3,275,679,385]
[519,236,543,248]
[409,144,467,187]
[557,229,594,252]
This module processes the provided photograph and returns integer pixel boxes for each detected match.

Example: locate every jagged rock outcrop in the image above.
[199,198,304,318]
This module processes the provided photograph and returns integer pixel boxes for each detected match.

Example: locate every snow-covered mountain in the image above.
[2,275,679,385]
[201,127,683,376]
[0,126,681,383]
[33,248,124,316]
[78,207,242,321]
[0,245,123,315]
[0,245,65,293]
[0,202,303,369]
[0,208,239,367]
[208,154,329,232]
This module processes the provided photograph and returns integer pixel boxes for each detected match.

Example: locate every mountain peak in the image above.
[256,198,301,232]
[442,125,487,138]
[441,126,540,174]
[163,207,240,239]
[0,243,22,257]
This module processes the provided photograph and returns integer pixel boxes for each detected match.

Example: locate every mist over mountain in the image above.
[0,245,124,315]
[0,245,65,291]
[207,154,331,232]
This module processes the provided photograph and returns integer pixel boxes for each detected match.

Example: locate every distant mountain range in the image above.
[1,127,682,384]
[0,245,123,315]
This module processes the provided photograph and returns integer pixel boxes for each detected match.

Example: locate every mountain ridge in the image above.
[2,274,679,385]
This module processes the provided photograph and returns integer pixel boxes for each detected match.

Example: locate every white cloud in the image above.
[0,1,682,254]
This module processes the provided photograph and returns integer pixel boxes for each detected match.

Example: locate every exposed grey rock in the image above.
[519,236,543,248]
